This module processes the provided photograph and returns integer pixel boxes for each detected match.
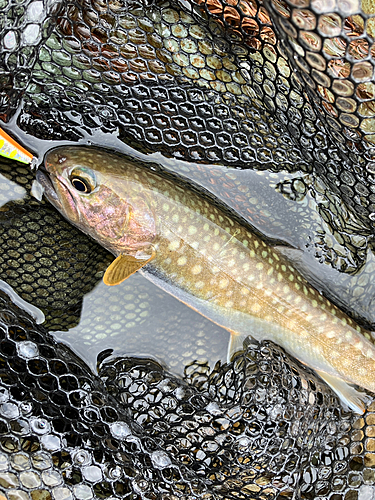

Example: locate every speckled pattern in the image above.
[2,0,375,277]
[1,285,375,499]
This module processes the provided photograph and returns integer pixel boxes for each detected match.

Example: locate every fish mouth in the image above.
[35,170,62,211]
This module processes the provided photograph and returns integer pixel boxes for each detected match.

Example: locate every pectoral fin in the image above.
[103,251,155,286]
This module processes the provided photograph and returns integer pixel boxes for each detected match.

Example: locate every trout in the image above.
[36,146,375,413]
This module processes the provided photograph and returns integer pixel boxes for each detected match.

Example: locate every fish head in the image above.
[38,146,156,256]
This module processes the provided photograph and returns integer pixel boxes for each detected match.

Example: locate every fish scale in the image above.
[147,173,375,378]
[39,145,375,413]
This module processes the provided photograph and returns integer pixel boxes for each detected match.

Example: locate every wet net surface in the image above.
[1,0,375,225]
[2,0,375,276]
[2,0,375,498]
[1,287,375,500]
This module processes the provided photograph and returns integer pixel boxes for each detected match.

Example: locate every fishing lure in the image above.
[0,127,36,167]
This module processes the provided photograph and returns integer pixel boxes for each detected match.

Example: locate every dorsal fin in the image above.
[103,251,155,286]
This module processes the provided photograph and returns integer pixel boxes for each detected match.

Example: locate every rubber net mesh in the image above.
[2,0,375,498]
[0,287,374,500]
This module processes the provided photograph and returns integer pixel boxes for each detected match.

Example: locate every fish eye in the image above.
[71,177,92,193]
[69,168,96,194]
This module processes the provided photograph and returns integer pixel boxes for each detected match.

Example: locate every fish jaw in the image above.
[36,169,79,224]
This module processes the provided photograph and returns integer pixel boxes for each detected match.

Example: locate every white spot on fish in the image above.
[177,256,187,266]
[251,303,261,313]
[219,279,229,289]
[191,265,202,275]
[168,241,180,251]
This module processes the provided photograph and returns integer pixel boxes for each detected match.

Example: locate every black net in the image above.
[2,0,375,274]
[0,155,113,330]
[2,0,375,498]
[0,286,374,500]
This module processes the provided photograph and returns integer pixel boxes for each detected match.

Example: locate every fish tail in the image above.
[315,370,372,414]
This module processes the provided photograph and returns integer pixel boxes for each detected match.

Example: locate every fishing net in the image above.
[0,155,113,330]
[2,0,375,277]
[2,0,375,226]
[0,286,375,500]
[2,0,375,498]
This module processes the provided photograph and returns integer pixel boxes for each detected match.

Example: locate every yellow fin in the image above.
[103,252,155,286]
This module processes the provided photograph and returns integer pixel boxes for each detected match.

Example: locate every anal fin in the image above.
[227,332,250,363]
[315,369,372,414]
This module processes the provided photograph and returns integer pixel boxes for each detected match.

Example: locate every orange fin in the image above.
[103,251,155,286]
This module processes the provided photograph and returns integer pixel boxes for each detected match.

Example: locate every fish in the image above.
[36,145,375,413]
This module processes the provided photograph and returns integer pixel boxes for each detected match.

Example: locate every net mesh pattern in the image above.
[0,155,113,330]
[1,0,375,226]
[0,288,374,500]
[2,0,375,497]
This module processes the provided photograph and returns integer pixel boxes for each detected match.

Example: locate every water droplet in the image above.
[97,105,117,121]
[20,402,33,415]
[30,418,50,435]
[27,1,44,22]
[4,31,16,50]
[41,434,61,451]
[52,487,73,500]
[22,24,41,45]
[205,402,221,415]
[73,484,93,500]
[17,341,39,359]
[151,451,171,469]
[237,437,251,449]
[106,466,121,480]
[132,479,149,493]
[72,450,91,466]
[359,485,375,500]
[0,403,19,419]
[110,422,131,440]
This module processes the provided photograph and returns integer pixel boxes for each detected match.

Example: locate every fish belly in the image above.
[140,264,374,414]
